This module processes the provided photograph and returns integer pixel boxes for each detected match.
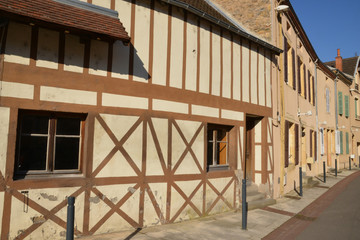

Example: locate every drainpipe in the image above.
[315,59,319,163]
[335,77,338,129]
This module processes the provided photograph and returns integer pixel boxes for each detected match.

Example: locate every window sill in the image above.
[13,172,84,180]
[207,164,230,172]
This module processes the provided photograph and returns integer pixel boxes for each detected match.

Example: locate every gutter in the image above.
[161,0,282,54]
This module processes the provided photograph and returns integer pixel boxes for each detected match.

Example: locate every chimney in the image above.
[335,49,343,71]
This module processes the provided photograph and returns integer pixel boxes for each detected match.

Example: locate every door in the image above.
[245,116,262,181]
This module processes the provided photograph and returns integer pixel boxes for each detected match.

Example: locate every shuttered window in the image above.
[312,76,315,106]
[345,95,349,117]
[340,131,343,154]
[284,37,288,83]
[295,124,299,165]
[314,131,317,161]
[310,129,313,157]
[326,88,330,113]
[285,120,289,168]
[304,64,307,99]
[346,132,349,154]
[338,91,343,115]
[308,70,311,103]
[355,99,358,117]
[297,56,301,94]
[292,49,296,90]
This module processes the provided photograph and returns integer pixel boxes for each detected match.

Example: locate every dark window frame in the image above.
[14,110,86,178]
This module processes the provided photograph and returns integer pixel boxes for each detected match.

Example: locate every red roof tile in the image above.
[0,0,130,42]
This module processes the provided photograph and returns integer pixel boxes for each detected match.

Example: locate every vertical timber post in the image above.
[299,167,303,196]
[323,161,326,183]
[66,196,75,240]
[242,179,247,230]
[335,159,338,177]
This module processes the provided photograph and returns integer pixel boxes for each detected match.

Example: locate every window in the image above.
[297,57,306,98]
[207,124,233,171]
[338,91,343,115]
[284,121,299,167]
[326,88,330,113]
[355,98,359,119]
[340,131,343,154]
[284,39,295,90]
[15,110,86,176]
[346,132,349,154]
[345,95,349,118]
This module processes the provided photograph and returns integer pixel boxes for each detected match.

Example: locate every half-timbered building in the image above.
[0,0,281,238]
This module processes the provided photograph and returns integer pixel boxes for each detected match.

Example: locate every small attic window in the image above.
[298,42,302,49]
[286,22,291,31]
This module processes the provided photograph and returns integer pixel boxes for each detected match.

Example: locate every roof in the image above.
[0,0,130,42]
[325,56,360,77]
[161,0,282,54]
[327,66,353,85]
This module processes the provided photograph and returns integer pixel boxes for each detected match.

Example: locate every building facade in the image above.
[0,0,280,238]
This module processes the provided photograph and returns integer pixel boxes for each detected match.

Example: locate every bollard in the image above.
[242,179,247,230]
[66,196,75,240]
[323,161,326,183]
[349,157,351,170]
[299,167,303,196]
[335,159,337,177]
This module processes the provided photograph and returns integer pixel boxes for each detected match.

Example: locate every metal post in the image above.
[359,156,360,168]
[299,167,303,196]
[66,196,75,240]
[335,159,337,177]
[349,156,351,170]
[242,179,247,230]
[323,161,326,183]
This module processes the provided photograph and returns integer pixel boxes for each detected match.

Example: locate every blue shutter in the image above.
[346,132,349,154]
[338,92,343,115]
[345,95,349,117]
[340,131,343,154]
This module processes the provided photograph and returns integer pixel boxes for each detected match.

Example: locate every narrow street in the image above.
[263,170,360,240]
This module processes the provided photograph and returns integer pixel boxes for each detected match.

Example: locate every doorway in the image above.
[245,115,262,181]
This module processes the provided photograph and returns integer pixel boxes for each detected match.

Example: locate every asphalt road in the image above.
[296,174,360,240]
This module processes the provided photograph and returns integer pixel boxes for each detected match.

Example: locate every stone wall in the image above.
[211,0,272,42]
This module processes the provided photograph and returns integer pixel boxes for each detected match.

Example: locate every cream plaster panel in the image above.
[199,22,210,94]
[123,122,143,171]
[208,177,232,194]
[40,86,97,105]
[265,53,272,108]
[222,34,231,99]
[146,127,166,176]
[143,183,167,226]
[242,41,250,102]
[175,152,201,175]
[211,28,221,96]
[268,118,272,143]
[36,28,59,69]
[250,44,258,105]
[89,40,108,76]
[238,126,244,170]
[92,0,111,8]
[191,104,219,118]
[255,120,262,143]
[152,99,188,114]
[133,0,150,82]
[269,173,273,185]
[258,49,265,106]
[152,2,168,86]
[0,107,9,176]
[174,119,202,143]
[208,197,230,215]
[255,145,262,171]
[207,178,232,214]
[221,109,244,121]
[0,81,34,99]
[233,39,241,101]
[112,40,130,79]
[100,114,139,141]
[102,93,148,109]
[4,22,31,65]
[255,173,262,185]
[64,34,84,73]
[185,15,198,91]
[9,187,80,240]
[190,128,204,170]
[97,151,137,177]
[170,185,185,219]
[93,119,116,171]
[115,0,132,32]
[268,145,273,171]
[90,185,139,233]
[171,125,187,169]
[169,8,184,89]
[151,118,168,167]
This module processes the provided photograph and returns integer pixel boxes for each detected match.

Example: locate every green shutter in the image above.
[338,92,343,115]
[346,132,349,154]
[340,131,343,154]
[345,95,349,117]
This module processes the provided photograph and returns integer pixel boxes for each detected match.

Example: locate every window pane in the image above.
[217,142,227,165]
[54,137,80,170]
[21,115,49,134]
[18,136,47,171]
[56,118,81,135]
[207,141,214,167]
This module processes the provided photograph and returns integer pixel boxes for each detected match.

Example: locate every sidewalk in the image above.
[79,169,359,240]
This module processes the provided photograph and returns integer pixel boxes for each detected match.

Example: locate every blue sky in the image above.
[290,0,360,62]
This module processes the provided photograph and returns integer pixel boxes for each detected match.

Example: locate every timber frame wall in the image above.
[0,0,278,238]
